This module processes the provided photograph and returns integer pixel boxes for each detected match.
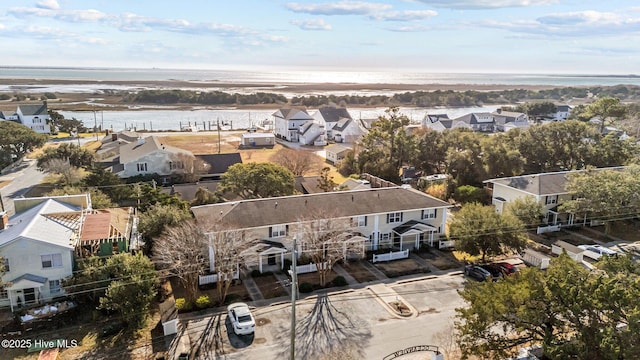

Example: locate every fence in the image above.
[287,262,330,276]
[198,271,240,285]
[372,249,409,263]
[536,224,561,234]
[438,240,455,249]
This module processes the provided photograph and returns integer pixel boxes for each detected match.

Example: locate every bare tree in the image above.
[206,226,250,305]
[297,213,365,287]
[42,158,83,185]
[271,148,322,176]
[153,220,208,303]
[170,152,210,183]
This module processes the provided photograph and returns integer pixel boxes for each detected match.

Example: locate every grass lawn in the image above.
[296,270,338,289]
[341,261,377,283]
[159,134,240,155]
[252,274,288,299]
[374,258,430,278]
[416,250,462,271]
[604,220,640,242]
[240,144,284,163]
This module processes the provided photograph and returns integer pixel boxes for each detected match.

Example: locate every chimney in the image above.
[0,212,8,230]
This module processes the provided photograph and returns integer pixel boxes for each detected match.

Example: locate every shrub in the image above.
[332,276,348,287]
[175,298,193,312]
[454,185,489,204]
[44,92,57,99]
[0,94,11,100]
[251,269,262,278]
[299,282,314,293]
[195,295,212,309]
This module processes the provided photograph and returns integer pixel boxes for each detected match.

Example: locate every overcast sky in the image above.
[1,0,639,74]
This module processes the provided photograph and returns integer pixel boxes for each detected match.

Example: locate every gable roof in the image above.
[0,199,81,249]
[332,118,353,132]
[272,108,313,121]
[294,176,324,194]
[196,153,242,176]
[556,105,571,112]
[161,181,221,202]
[315,107,353,123]
[454,112,494,125]
[191,187,451,229]
[119,136,191,163]
[484,167,625,196]
[339,178,371,191]
[17,103,48,116]
[425,114,449,123]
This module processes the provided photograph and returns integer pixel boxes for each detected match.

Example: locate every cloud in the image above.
[484,10,640,37]
[370,9,437,21]
[413,0,558,9]
[291,19,332,30]
[285,1,392,15]
[8,7,108,22]
[36,0,60,10]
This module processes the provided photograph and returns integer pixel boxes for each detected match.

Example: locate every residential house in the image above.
[339,178,371,191]
[325,144,352,165]
[76,207,135,258]
[112,136,195,183]
[298,121,327,146]
[196,153,242,180]
[294,176,324,194]
[453,112,495,132]
[161,181,221,202]
[191,187,452,273]
[492,109,530,132]
[0,103,51,134]
[423,118,471,132]
[551,105,572,121]
[312,106,354,141]
[273,108,314,142]
[422,114,449,127]
[0,194,91,311]
[331,118,367,143]
[483,167,624,230]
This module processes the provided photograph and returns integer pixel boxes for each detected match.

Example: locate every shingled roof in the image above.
[18,103,48,116]
[316,106,353,123]
[118,136,190,163]
[191,187,451,229]
[272,108,313,120]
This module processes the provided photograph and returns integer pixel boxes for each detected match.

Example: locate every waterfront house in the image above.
[492,109,530,131]
[298,122,327,146]
[191,187,452,273]
[273,108,314,142]
[0,103,51,134]
[453,112,495,132]
[312,106,353,141]
[0,194,91,311]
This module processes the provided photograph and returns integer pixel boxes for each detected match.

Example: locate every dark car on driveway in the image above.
[464,264,492,282]
[480,264,504,281]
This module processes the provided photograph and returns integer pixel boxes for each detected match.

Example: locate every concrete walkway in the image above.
[243,276,265,302]
[332,264,359,286]
[409,253,442,273]
[273,272,292,297]
[360,260,389,281]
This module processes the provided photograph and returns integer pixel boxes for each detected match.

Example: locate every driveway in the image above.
[0,158,46,216]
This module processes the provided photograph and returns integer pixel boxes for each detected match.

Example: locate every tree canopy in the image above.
[37,143,95,170]
[449,203,527,262]
[0,121,48,168]
[456,254,640,359]
[219,162,294,199]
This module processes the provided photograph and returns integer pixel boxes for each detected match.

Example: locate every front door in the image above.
[267,254,276,266]
[24,288,36,305]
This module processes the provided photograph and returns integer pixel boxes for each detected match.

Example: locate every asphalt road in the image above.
[0,158,46,216]
[183,273,466,360]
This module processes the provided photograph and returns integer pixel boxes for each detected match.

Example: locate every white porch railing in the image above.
[287,262,330,276]
[537,224,561,234]
[372,249,409,263]
[199,271,240,285]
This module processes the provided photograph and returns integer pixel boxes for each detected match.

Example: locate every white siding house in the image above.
[273,108,314,142]
[115,136,195,182]
[0,194,91,311]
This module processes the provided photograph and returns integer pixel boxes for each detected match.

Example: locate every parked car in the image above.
[578,245,618,258]
[464,265,492,282]
[479,264,504,280]
[227,302,256,335]
[497,262,519,275]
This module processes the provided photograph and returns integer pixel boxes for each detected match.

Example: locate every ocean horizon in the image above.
[1,66,640,87]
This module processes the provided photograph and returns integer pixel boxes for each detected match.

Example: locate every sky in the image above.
[1,0,639,74]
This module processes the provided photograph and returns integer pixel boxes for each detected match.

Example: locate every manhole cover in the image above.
[256,318,271,326]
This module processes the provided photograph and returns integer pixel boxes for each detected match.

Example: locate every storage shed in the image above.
[241,132,275,147]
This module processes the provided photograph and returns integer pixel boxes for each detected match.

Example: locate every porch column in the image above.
[280,252,285,270]
[259,255,263,273]
[429,231,434,247]
[400,236,404,251]
[208,244,215,272]
[373,215,380,250]
[415,233,420,249]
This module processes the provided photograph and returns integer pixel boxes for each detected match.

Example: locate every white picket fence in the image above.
[199,271,240,285]
[372,249,409,263]
[287,262,330,276]
[537,224,561,234]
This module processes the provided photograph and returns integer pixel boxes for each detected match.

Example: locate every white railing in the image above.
[288,262,330,276]
[439,240,455,249]
[537,224,561,234]
[372,249,409,263]
[199,271,239,285]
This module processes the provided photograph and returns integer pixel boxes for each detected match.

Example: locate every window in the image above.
[386,212,403,224]
[2,258,8,272]
[169,161,184,170]
[353,216,367,227]
[422,209,436,220]
[136,163,148,172]
[41,254,63,268]
[545,195,558,205]
[270,225,287,238]
[0,288,7,300]
[380,233,392,241]
[49,280,62,295]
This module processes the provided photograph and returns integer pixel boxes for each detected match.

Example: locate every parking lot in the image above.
[183,273,466,359]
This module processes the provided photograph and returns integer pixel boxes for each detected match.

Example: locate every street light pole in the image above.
[290,237,297,360]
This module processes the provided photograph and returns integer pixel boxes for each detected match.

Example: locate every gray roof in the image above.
[161,181,220,202]
[325,143,351,155]
[339,178,371,191]
[191,187,451,229]
[484,167,625,196]
[316,107,353,123]
[18,103,48,116]
[556,105,571,112]
[294,176,324,194]
[0,198,81,249]
[298,121,316,135]
[454,112,494,125]
[10,273,48,284]
[196,153,242,176]
[426,114,449,123]
[272,108,313,121]
[332,118,352,132]
[118,136,191,163]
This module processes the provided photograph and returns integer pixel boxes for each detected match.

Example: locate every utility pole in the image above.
[93,110,98,141]
[290,237,297,360]
[217,117,221,154]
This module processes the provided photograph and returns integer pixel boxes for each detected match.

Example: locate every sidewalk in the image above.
[360,260,389,281]
[367,283,418,319]
[332,264,358,286]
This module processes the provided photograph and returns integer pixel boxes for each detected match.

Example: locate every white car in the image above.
[578,244,618,259]
[227,302,256,335]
